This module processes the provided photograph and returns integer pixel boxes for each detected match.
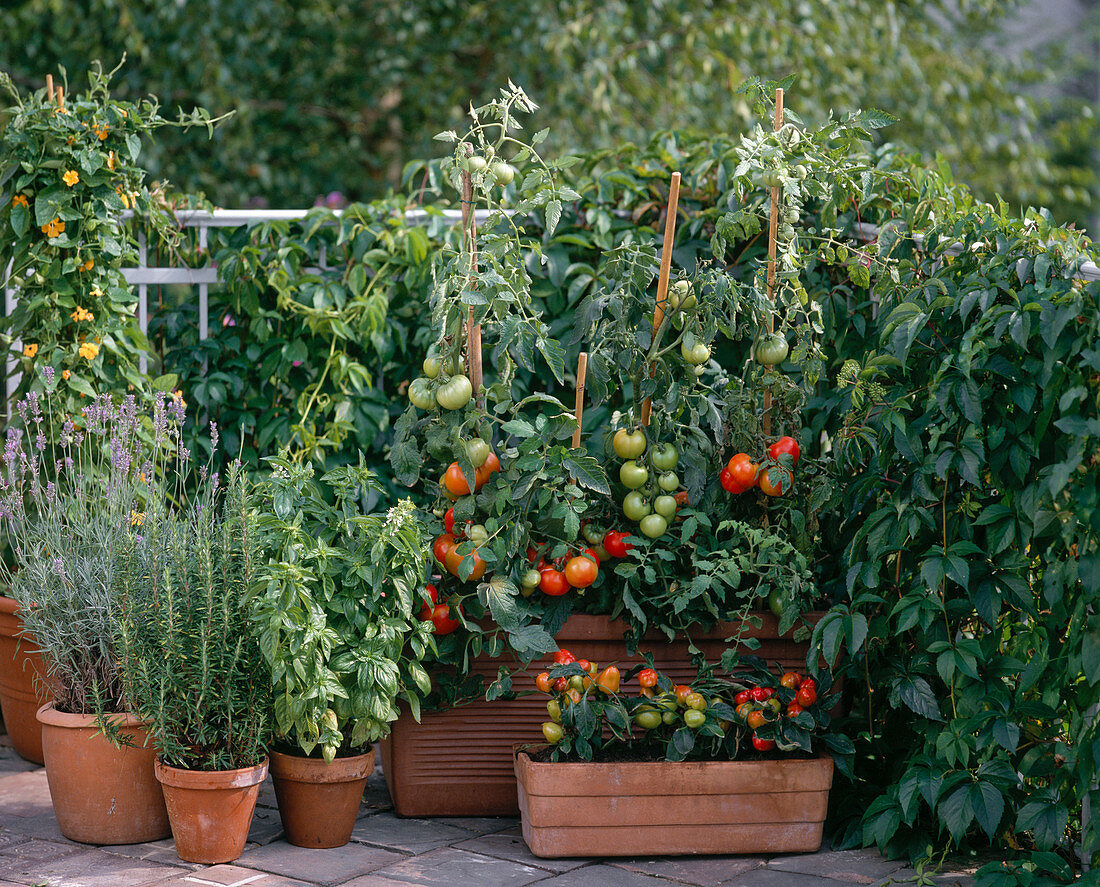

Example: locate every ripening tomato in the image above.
[758,467,791,497]
[747,710,768,730]
[612,428,647,459]
[603,530,633,558]
[553,677,568,693]
[786,702,804,717]
[552,649,576,665]
[596,666,621,695]
[800,677,817,693]
[423,583,439,607]
[752,734,776,752]
[780,672,803,690]
[432,533,457,567]
[539,568,570,596]
[445,546,486,581]
[796,685,817,707]
[673,490,690,508]
[637,668,658,689]
[443,508,456,535]
[436,374,473,410]
[736,702,755,723]
[564,551,599,588]
[427,602,461,635]
[535,672,553,693]
[443,462,474,496]
[542,721,563,744]
[684,709,706,729]
[726,453,759,491]
[475,451,502,487]
[767,436,801,467]
[673,685,693,706]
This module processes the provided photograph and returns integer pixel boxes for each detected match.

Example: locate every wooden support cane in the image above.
[762,89,784,437]
[459,164,483,396]
[571,352,588,450]
[46,75,54,104]
[639,172,681,427]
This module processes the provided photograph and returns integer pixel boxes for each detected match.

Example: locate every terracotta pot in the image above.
[154,757,268,864]
[36,703,170,844]
[515,748,834,857]
[381,611,821,817]
[0,596,50,763]
[270,748,373,848]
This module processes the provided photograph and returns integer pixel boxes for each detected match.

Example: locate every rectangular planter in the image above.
[515,748,834,857]
[379,611,820,817]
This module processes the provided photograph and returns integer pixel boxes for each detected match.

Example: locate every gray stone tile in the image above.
[0,770,52,818]
[437,816,518,836]
[234,839,404,886]
[0,810,81,846]
[0,746,38,775]
[530,864,671,887]
[343,847,548,887]
[930,874,975,887]
[349,813,471,855]
[0,837,78,864]
[255,775,279,811]
[0,844,180,886]
[612,856,767,886]
[150,864,316,886]
[767,850,909,882]
[360,770,393,814]
[721,870,842,887]
[451,827,587,874]
[100,838,200,869]
[247,804,286,845]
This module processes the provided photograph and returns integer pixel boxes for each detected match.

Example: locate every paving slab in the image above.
[436,816,518,836]
[0,748,38,775]
[0,810,80,846]
[247,805,286,846]
[720,869,847,887]
[100,837,200,869]
[348,813,471,855]
[767,849,910,882]
[150,864,316,886]
[611,855,767,886]
[0,843,181,886]
[528,863,672,886]
[234,840,405,886]
[344,846,549,887]
[0,770,53,818]
[451,827,588,874]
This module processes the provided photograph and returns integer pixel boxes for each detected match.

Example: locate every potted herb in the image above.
[115,455,270,864]
[0,380,174,844]
[248,457,432,848]
[514,653,852,857]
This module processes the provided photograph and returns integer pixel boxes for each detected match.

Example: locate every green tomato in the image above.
[547,700,562,723]
[761,168,784,188]
[441,355,465,375]
[680,339,711,365]
[639,514,668,539]
[684,709,706,729]
[792,164,808,180]
[650,443,679,471]
[408,378,434,410]
[490,161,515,186]
[582,525,604,546]
[619,460,649,490]
[653,495,677,519]
[634,710,662,730]
[422,356,441,379]
[542,722,564,744]
[468,524,488,545]
[622,491,651,521]
[658,471,679,492]
[668,279,691,309]
[612,428,647,459]
[522,569,542,588]
[465,438,490,468]
[768,588,784,619]
[466,155,488,175]
[755,334,790,366]
[661,710,678,725]
[436,375,473,410]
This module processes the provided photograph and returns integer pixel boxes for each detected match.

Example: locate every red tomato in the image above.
[432,533,457,567]
[552,649,576,665]
[779,672,802,690]
[474,451,502,488]
[526,545,540,563]
[564,552,599,588]
[673,685,693,705]
[801,677,817,692]
[443,508,455,535]
[602,530,633,558]
[553,676,568,693]
[576,659,598,677]
[539,568,570,596]
[750,687,770,702]
[726,453,759,491]
[787,702,804,717]
[796,685,817,707]
[719,466,739,493]
[752,734,776,752]
[443,462,474,496]
[734,689,752,705]
[758,467,791,497]
[424,583,439,606]
[445,546,486,581]
[535,672,553,693]
[767,436,801,467]
[428,602,461,635]
[747,710,767,730]
[673,490,690,508]
[637,668,658,689]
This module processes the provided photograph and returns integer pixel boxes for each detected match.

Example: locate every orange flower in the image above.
[70,307,94,323]
[22,343,38,358]
[96,126,109,141]
[62,170,79,187]
[10,194,28,208]
[41,217,64,238]
[61,369,71,380]
[116,187,130,209]
[107,151,115,171]
[82,259,94,271]
[78,342,99,360]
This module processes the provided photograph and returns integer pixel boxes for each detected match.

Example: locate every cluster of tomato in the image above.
[460,145,516,187]
[408,353,475,413]
[521,543,600,597]
[733,671,817,751]
[631,672,724,733]
[535,648,621,744]
[431,440,502,582]
[610,428,689,541]
[719,435,801,498]
[418,582,461,636]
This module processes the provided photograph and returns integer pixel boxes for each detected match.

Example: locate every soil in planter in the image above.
[523,743,818,765]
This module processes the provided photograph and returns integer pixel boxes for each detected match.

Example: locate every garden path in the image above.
[0,739,975,887]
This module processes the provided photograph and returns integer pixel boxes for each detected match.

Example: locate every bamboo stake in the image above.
[56,86,64,111]
[762,88,784,437]
[459,163,483,395]
[571,352,588,450]
[45,75,54,104]
[640,171,681,427]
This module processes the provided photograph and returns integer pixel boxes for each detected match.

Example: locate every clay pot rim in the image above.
[0,595,20,617]
[154,756,269,790]
[514,744,835,769]
[36,701,150,730]
[270,748,374,784]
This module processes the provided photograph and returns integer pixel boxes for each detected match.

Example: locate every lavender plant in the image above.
[0,369,187,714]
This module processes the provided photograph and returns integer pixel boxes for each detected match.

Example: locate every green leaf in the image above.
[1017,799,1069,850]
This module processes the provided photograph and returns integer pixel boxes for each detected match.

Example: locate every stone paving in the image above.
[0,738,978,887]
